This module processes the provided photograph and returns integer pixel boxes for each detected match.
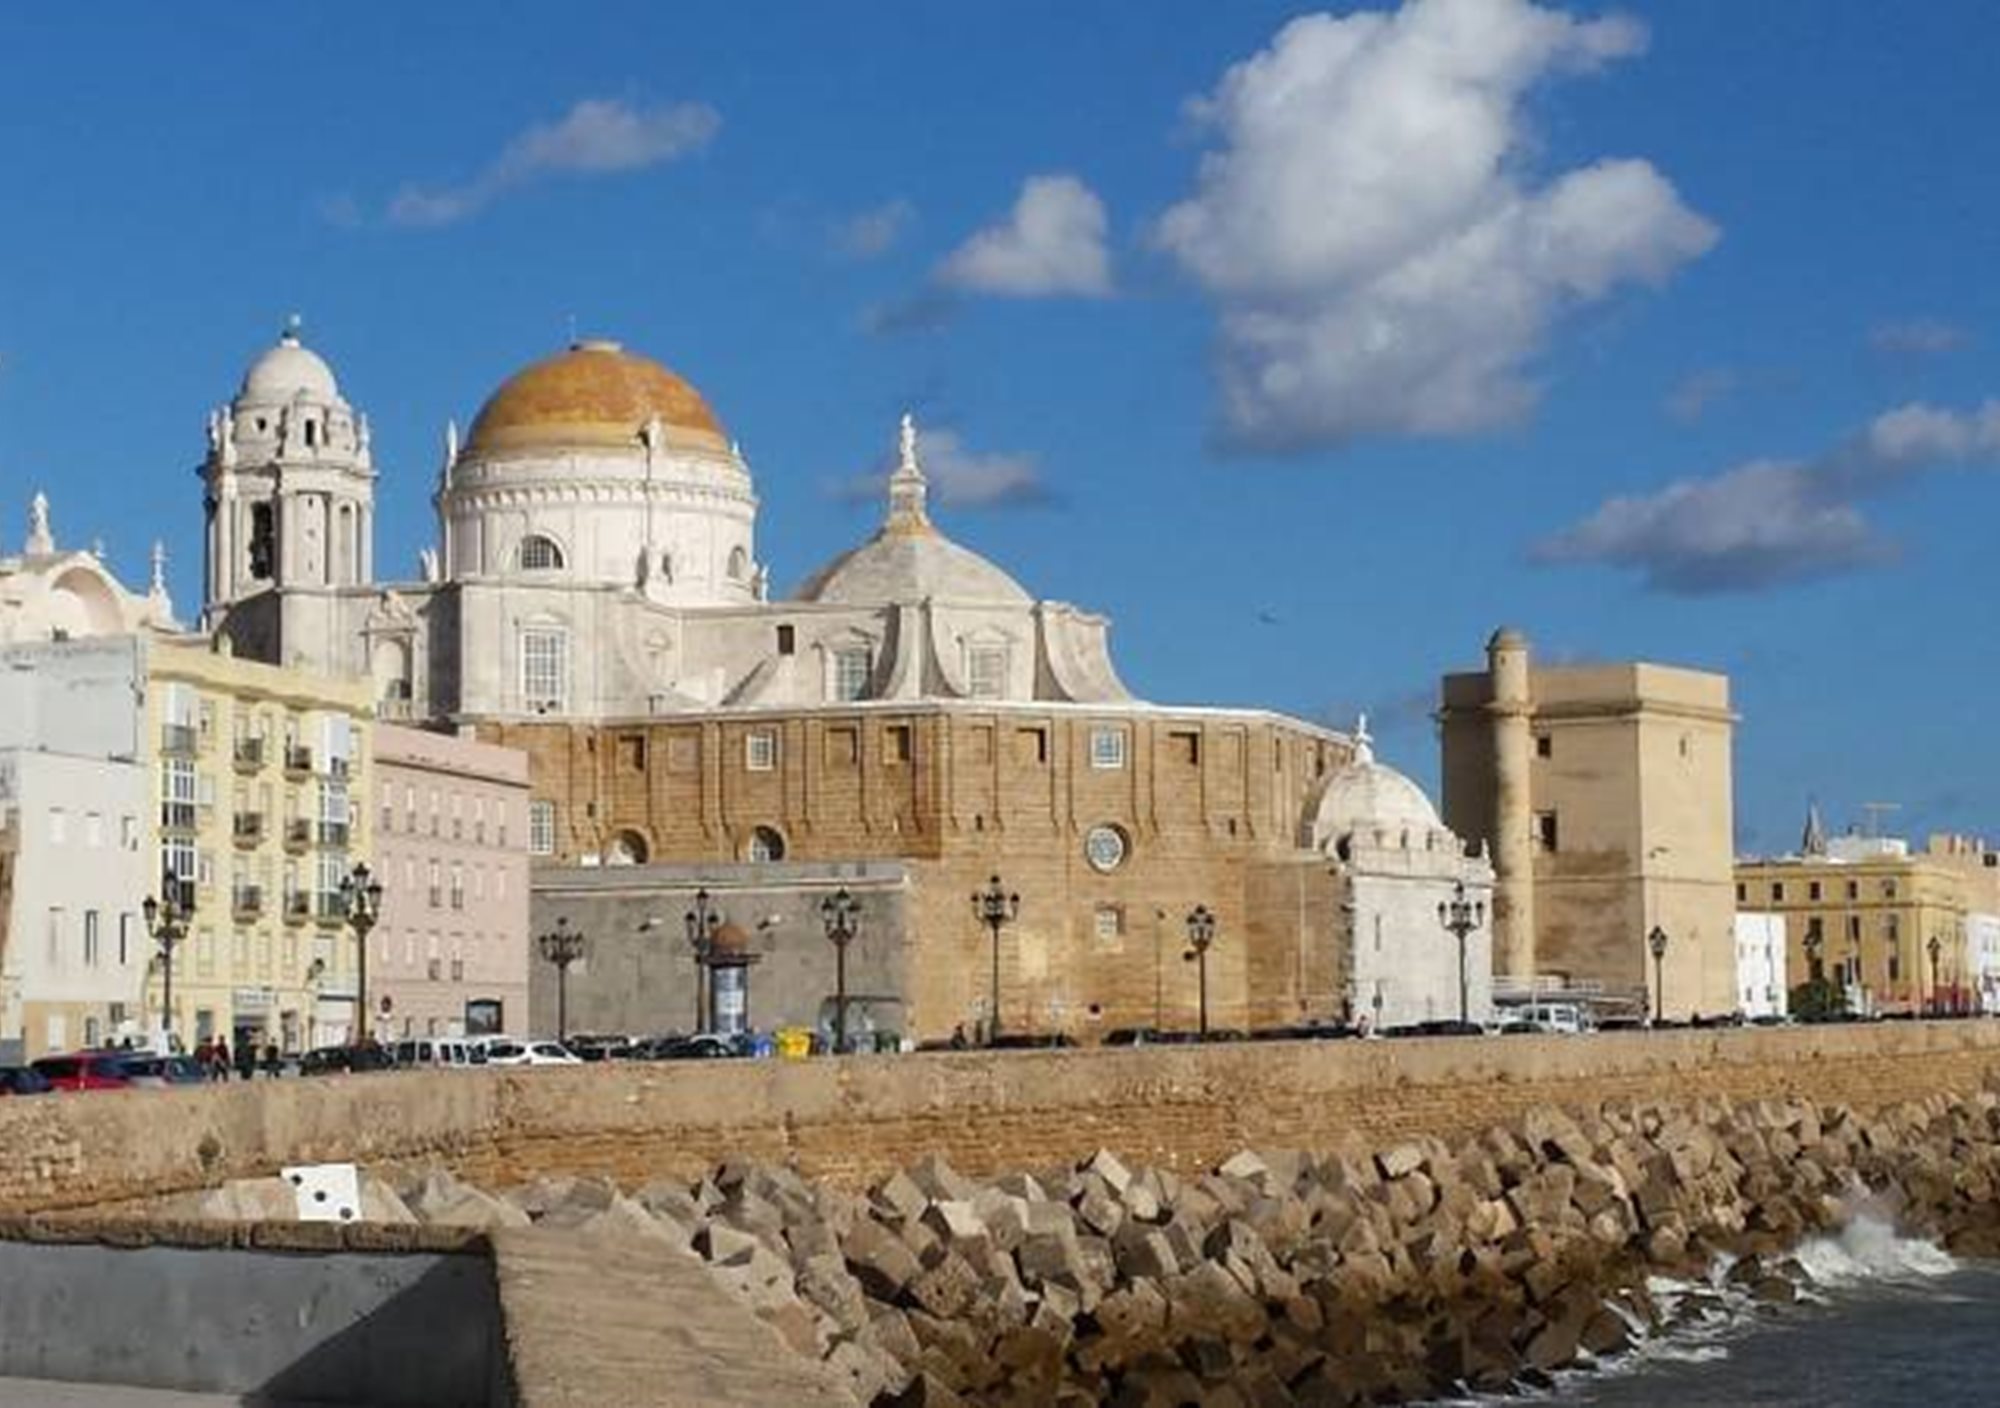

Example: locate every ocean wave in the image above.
[1792,1208,1957,1289]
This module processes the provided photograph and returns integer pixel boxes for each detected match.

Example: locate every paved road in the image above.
[0,1381,323,1406]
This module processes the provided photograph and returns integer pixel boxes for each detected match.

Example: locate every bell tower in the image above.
[200,316,376,673]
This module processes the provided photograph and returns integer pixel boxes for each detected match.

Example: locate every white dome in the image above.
[798,529,1031,606]
[238,322,340,405]
[1314,731,1442,841]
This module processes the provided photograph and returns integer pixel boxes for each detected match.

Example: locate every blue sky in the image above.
[1,1,1995,855]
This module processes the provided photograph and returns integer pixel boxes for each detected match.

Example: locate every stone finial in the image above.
[25,490,52,555]
[884,411,932,535]
[150,540,168,597]
[1353,713,1374,765]
[282,311,303,345]
[442,418,460,477]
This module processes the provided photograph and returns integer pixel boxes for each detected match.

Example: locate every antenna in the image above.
[1860,801,1902,839]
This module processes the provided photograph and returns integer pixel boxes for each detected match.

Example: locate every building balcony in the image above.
[161,723,199,757]
[232,813,265,848]
[159,801,198,835]
[316,821,350,850]
[315,894,349,926]
[284,892,311,924]
[233,738,265,773]
[232,885,263,921]
[329,756,351,781]
[283,819,312,852]
[283,745,314,778]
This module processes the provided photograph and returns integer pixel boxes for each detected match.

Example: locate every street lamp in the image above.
[538,917,587,1042]
[1183,905,1218,1038]
[337,862,384,1046]
[140,866,194,1050]
[819,887,862,1054]
[1436,881,1485,1027]
[1928,933,1943,1018]
[684,888,722,1032]
[970,875,1020,1045]
[1647,924,1669,1025]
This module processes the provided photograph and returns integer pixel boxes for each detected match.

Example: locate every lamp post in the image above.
[1183,905,1217,1038]
[819,887,862,1054]
[1928,933,1943,1018]
[538,917,587,1042]
[140,867,193,1050]
[1436,881,1485,1027]
[970,875,1019,1045]
[337,862,384,1046]
[684,888,721,1032]
[1647,924,1669,1025]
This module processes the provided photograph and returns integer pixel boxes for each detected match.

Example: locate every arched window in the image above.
[519,535,565,571]
[748,826,786,862]
[727,546,748,580]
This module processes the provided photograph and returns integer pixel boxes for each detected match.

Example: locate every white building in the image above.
[0,637,152,1060]
[200,328,1132,731]
[1732,911,1787,1020]
[1312,722,1495,1029]
[1968,912,2000,1015]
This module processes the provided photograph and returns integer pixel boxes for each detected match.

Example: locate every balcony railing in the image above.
[284,819,312,852]
[159,801,197,834]
[316,821,350,849]
[232,813,265,847]
[232,885,263,920]
[233,738,265,772]
[315,893,349,925]
[283,745,313,778]
[329,756,351,781]
[284,892,311,923]
[161,723,198,757]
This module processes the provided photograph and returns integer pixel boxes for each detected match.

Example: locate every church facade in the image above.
[199,324,1490,1040]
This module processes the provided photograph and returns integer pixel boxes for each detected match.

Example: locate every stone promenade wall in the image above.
[6,1023,2000,1216]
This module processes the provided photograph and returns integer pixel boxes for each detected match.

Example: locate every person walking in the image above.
[210,1038,231,1082]
[235,1038,256,1082]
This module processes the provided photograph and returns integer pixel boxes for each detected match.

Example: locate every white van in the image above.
[391,1037,488,1070]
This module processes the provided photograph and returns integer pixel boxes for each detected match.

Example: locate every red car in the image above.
[31,1053,135,1091]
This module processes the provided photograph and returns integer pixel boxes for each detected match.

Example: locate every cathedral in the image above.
[197,322,1493,1040]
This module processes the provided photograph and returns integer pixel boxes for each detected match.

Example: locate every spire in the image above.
[1802,798,1827,857]
[149,540,168,598]
[1352,713,1374,765]
[884,411,933,536]
[282,311,303,346]
[25,490,52,555]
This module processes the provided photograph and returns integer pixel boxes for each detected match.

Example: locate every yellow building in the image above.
[145,638,373,1053]
[1737,832,1973,1015]
[1440,628,1738,1019]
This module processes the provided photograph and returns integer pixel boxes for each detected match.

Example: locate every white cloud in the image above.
[832,199,916,259]
[937,175,1112,297]
[837,427,1049,509]
[1156,0,1717,451]
[1869,317,1969,357]
[1534,400,2000,593]
[386,98,719,228]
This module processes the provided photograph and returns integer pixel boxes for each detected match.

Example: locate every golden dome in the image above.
[463,340,729,457]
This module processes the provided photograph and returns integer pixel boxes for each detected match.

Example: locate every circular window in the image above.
[1084,824,1128,873]
[748,826,787,862]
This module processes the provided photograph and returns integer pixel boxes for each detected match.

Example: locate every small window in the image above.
[1845,880,1859,900]
[1093,907,1123,942]
[1170,731,1201,767]
[829,726,859,767]
[1534,811,1558,852]
[528,800,556,857]
[1089,726,1127,770]
[1017,727,1049,765]
[886,725,912,764]
[776,625,795,656]
[834,648,871,702]
[728,546,748,580]
[1772,882,1786,902]
[1808,881,1821,901]
[1846,914,1861,941]
[748,826,786,862]
[1883,879,1898,900]
[746,730,777,772]
[968,646,1008,700]
[1535,734,1552,759]
[521,629,567,712]
[619,735,646,770]
[519,535,564,571]
[1734,882,1746,903]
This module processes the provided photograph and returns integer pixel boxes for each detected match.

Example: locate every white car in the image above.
[480,1038,582,1067]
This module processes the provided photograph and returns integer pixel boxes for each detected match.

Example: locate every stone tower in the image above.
[1486,626,1537,983]
[199,317,375,674]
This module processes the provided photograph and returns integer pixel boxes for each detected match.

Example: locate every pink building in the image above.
[369,724,530,1038]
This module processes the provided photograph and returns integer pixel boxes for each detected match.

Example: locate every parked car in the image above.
[31,1052,135,1091]
[0,1066,52,1096]
[298,1044,396,1076]
[481,1039,582,1067]
[566,1034,634,1062]
[987,1032,1077,1051]
[1251,1022,1362,1042]
[647,1033,748,1061]
[391,1037,488,1070]
[114,1053,206,1087]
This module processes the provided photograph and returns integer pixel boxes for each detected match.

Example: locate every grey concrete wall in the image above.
[529,860,912,1040]
[0,1243,506,1406]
